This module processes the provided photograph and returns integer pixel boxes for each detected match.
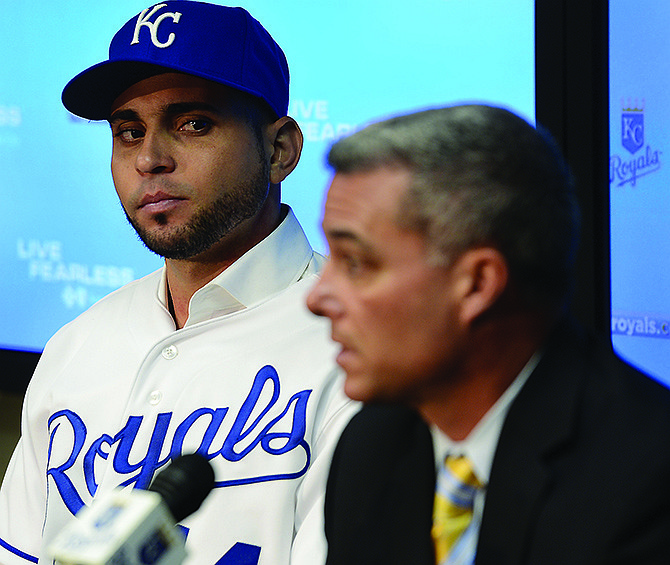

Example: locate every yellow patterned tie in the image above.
[432,455,482,565]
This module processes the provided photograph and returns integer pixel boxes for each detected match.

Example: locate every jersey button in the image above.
[162,345,178,360]
[149,390,163,405]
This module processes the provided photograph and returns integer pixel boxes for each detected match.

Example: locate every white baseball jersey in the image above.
[0,209,358,565]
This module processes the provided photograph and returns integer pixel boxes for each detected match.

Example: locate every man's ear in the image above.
[453,247,509,326]
[266,117,303,185]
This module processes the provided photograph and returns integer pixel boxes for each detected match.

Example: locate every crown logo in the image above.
[622,97,645,112]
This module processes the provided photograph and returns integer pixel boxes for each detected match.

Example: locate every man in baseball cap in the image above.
[0,3,356,564]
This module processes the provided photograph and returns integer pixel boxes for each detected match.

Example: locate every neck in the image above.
[165,262,228,329]
[417,310,555,441]
[165,198,283,329]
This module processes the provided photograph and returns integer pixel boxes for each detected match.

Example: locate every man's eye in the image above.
[329,245,375,280]
[180,119,211,132]
[345,256,360,273]
[342,254,367,278]
[115,128,144,142]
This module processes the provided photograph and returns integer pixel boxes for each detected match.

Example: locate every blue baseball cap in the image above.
[62,1,289,120]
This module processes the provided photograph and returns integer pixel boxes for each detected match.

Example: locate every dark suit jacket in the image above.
[325,320,670,564]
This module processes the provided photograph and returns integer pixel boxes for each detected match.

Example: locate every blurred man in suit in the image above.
[307,104,670,564]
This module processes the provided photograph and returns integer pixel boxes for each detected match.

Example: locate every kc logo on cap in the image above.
[131,4,183,49]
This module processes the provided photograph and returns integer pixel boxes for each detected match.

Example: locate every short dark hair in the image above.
[327,104,580,308]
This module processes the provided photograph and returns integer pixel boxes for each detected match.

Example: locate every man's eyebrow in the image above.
[326,228,357,242]
[326,228,374,253]
[108,102,224,125]
[108,108,140,125]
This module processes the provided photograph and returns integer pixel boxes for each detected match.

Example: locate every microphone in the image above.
[48,453,215,565]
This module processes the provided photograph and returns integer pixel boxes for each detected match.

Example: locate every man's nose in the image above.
[135,131,176,175]
[307,267,343,320]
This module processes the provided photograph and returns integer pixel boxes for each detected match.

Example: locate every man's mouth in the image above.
[139,191,186,213]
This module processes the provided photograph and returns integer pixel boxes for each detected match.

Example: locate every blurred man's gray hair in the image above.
[327,104,580,308]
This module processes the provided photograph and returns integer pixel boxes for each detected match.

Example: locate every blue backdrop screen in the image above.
[609,1,670,387]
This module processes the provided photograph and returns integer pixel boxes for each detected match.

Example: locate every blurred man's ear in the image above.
[453,247,509,326]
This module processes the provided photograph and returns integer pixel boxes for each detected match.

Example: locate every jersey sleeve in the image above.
[0,381,48,565]
[0,321,82,565]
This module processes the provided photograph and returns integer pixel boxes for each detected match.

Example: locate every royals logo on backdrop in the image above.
[610,98,662,187]
[621,103,644,155]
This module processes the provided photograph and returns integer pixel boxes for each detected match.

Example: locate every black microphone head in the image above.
[148,453,215,523]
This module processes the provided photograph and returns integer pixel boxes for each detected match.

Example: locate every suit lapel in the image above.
[476,320,588,564]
